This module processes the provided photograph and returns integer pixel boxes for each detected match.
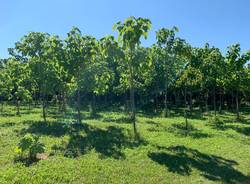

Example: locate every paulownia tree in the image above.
[65,27,97,123]
[225,44,250,120]
[155,27,188,117]
[113,16,151,135]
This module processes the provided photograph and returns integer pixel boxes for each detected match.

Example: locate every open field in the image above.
[0,106,249,184]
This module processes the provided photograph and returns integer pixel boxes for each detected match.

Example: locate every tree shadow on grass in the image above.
[170,109,206,120]
[20,120,74,137]
[0,122,16,128]
[146,122,211,139]
[52,124,147,159]
[148,145,249,183]
[102,116,132,124]
[210,121,250,136]
[168,123,212,139]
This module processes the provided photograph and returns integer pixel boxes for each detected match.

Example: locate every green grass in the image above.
[0,105,250,184]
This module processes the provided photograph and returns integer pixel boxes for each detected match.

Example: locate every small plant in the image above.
[15,133,45,161]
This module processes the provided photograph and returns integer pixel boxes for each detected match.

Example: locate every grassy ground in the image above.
[0,105,250,184]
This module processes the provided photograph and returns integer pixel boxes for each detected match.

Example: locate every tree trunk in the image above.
[163,71,169,117]
[62,92,67,113]
[219,88,222,114]
[130,87,136,135]
[176,90,180,109]
[189,92,192,115]
[185,110,188,131]
[184,83,188,135]
[154,94,158,113]
[163,89,168,117]
[90,93,96,117]
[42,96,47,123]
[184,86,187,108]
[0,102,3,112]
[236,89,240,120]
[213,86,216,117]
[231,91,234,111]
[205,91,209,113]
[16,100,20,116]
[77,88,81,123]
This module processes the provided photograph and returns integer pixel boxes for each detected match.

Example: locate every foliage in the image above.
[15,133,45,160]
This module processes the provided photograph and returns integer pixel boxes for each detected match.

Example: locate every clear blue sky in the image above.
[1,0,250,58]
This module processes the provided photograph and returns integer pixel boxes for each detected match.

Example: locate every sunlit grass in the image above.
[0,105,249,183]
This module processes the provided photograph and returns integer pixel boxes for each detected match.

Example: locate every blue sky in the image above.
[1,0,250,58]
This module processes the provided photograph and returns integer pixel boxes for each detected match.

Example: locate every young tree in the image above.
[113,16,151,135]
[14,32,58,122]
[65,27,97,123]
[155,27,188,117]
[3,59,31,115]
[202,46,224,118]
[225,44,250,120]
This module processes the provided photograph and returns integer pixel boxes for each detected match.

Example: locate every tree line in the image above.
[0,16,249,135]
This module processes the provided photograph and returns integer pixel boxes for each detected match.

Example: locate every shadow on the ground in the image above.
[20,120,73,137]
[146,121,211,139]
[148,145,249,183]
[0,122,16,128]
[168,123,212,139]
[210,121,250,136]
[102,116,132,124]
[20,120,147,159]
[51,124,147,159]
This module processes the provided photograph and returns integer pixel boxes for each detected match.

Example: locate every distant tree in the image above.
[3,59,32,115]
[14,32,58,122]
[225,44,250,120]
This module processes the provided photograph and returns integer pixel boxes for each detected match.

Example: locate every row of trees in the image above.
[0,17,249,135]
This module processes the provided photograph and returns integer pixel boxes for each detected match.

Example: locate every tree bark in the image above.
[77,88,81,123]
[163,71,169,117]
[164,89,168,117]
[90,93,96,117]
[189,92,192,115]
[205,91,209,113]
[219,88,222,114]
[42,96,47,123]
[236,89,240,120]
[213,86,216,117]
[130,87,136,135]
[0,102,3,112]
[231,91,234,111]
[16,100,20,116]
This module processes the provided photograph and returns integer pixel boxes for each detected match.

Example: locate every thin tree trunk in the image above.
[154,94,158,113]
[205,91,209,113]
[189,92,192,115]
[176,90,180,109]
[90,93,96,117]
[128,49,136,136]
[0,102,3,112]
[184,82,188,134]
[62,92,66,113]
[219,88,222,114]
[213,86,216,117]
[164,89,168,117]
[130,87,136,135]
[185,110,188,131]
[231,91,234,111]
[16,100,20,116]
[163,71,169,117]
[184,87,187,108]
[77,88,81,123]
[236,89,240,120]
[42,96,47,123]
